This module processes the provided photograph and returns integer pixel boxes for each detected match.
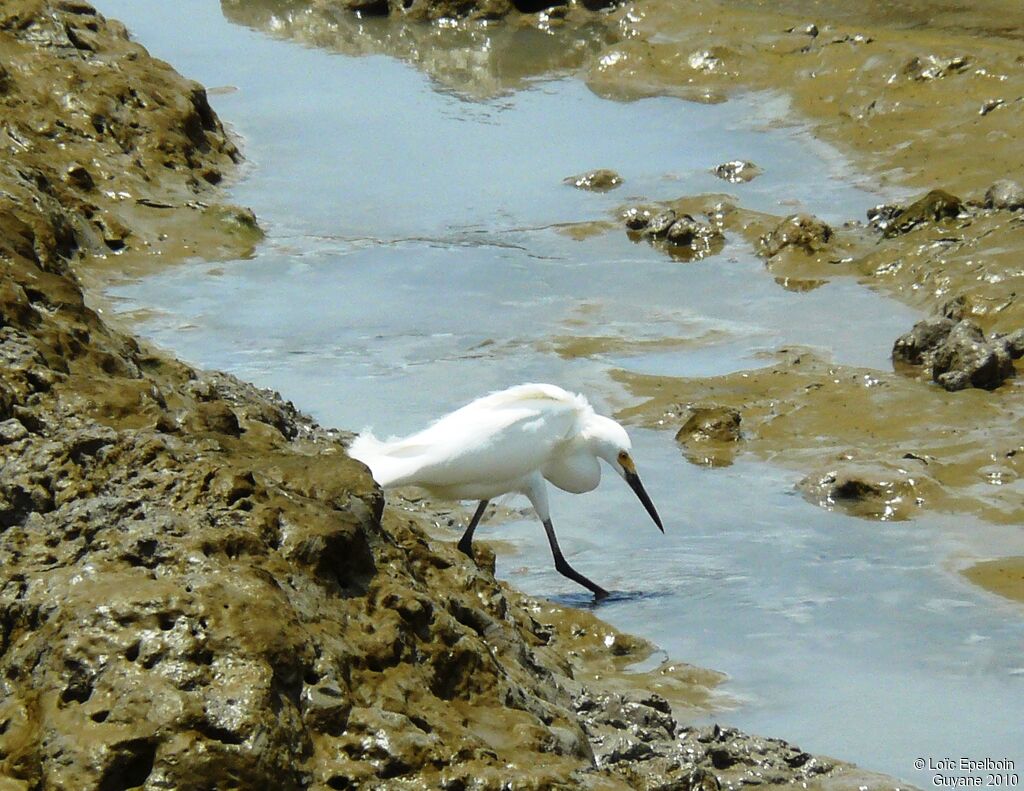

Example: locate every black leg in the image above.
[457,499,489,558]
[542,518,609,600]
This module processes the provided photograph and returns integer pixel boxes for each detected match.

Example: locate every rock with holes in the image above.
[930,320,1015,391]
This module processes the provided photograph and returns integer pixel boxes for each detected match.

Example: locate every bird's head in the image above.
[588,416,664,533]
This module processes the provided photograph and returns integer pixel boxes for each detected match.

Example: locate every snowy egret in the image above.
[349,383,663,599]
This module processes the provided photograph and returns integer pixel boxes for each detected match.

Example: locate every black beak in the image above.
[625,471,664,533]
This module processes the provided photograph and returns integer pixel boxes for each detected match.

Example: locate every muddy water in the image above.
[92,0,1023,782]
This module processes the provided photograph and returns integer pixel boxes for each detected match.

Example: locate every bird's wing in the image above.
[380,388,586,490]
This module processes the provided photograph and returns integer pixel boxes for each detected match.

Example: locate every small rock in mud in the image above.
[675,406,741,467]
[759,214,833,257]
[882,189,963,237]
[713,160,761,183]
[798,460,926,521]
[665,215,703,245]
[688,49,725,73]
[903,54,969,81]
[786,22,819,37]
[892,317,1016,391]
[679,223,726,260]
[979,98,1005,116]
[64,163,95,192]
[892,317,955,366]
[0,418,28,444]
[563,168,622,192]
[676,406,742,444]
[621,206,654,230]
[625,206,724,261]
[930,321,1015,391]
[643,209,678,240]
[866,202,902,234]
[985,179,1024,211]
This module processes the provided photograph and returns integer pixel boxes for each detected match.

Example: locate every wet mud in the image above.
[220,0,621,99]
[0,1,922,788]
[575,3,1024,608]
[564,0,1024,601]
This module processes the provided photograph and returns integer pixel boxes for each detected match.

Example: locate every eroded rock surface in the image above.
[892,317,1016,391]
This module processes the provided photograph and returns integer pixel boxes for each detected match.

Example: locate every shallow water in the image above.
[94,0,1023,781]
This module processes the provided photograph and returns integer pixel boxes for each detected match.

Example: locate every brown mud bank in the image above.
[0,1,910,788]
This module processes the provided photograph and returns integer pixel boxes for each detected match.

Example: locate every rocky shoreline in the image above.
[0,1,916,788]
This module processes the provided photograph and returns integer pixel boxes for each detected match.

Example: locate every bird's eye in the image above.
[617,451,629,464]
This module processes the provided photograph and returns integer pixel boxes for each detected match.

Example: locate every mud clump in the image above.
[903,54,970,81]
[623,205,655,230]
[565,168,623,191]
[675,405,742,467]
[891,316,957,366]
[985,179,1024,211]
[759,214,834,257]
[929,322,1016,391]
[713,160,761,183]
[878,189,964,237]
[622,204,725,261]
[798,459,928,521]
[892,316,1017,391]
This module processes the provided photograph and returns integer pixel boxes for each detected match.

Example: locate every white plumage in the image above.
[349,383,663,599]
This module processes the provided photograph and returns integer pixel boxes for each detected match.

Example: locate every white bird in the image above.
[349,383,663,599]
